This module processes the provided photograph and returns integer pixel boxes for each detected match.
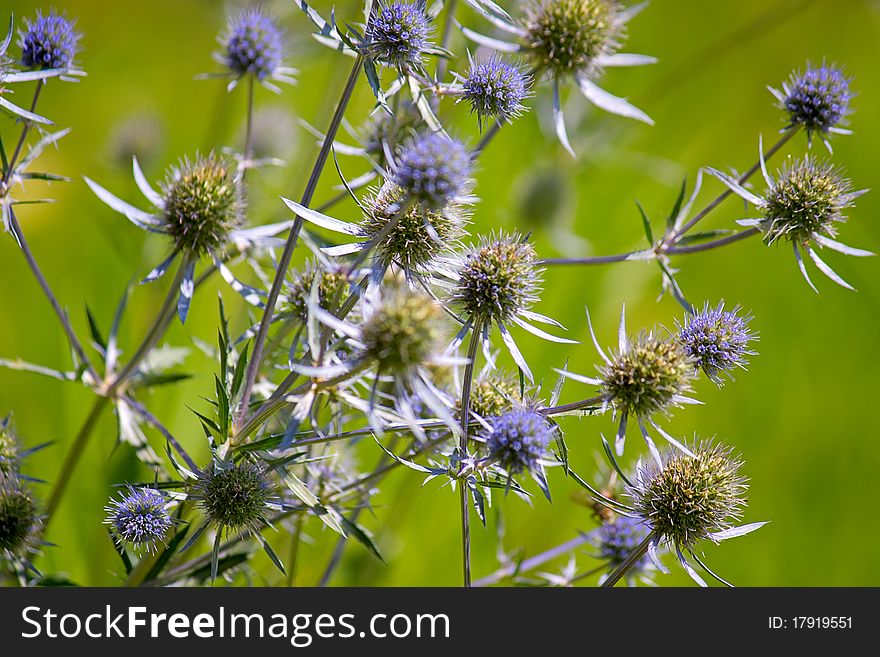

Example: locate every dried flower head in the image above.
[772,64,853,147]
[486,408,554,474]
[360,181,469,272]
[468,371,521,419]
[393,133,472,209]
[223,8,284,81]
[19,10,80,70]
[196,460,270,534]
[285,262,349,323]
[0,474,39,555]
[676,303,756,385]
[361,285,446,374]
[523,0,621,79]
[631,441,747,550]
[104,487,173,554]
[453,233,541,327]
[461,58,530,127]
[363,2,431,69]
[161,153,243,256]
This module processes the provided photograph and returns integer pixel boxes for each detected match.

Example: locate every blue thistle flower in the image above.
[105,487,173,554]
[223,8,284,81]
[461,58,530,128]
[596,516,651,571]
[676,302,756,385]
[363,2,431,69]
[393,133,472,209]
[771,64,853,149]
[486,408,554,474]
[19,10,80,70]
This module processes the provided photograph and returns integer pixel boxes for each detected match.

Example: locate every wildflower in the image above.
[363,1,431,70]
[215,8,296,92]
[459,58,530,128]
[486,408,555,474]
[0,473,39,557]
[285,261,349,324]
[770,64,853,151]
[462,0,655,155]
[393,133,472,210]
[467,370,521,419]
[195,459,271,535]
[628,441,765,586]
[591,515,654,584]
[708,150,873,292]
[19,10,79,70]
[104,487,174,554]
[676,302,756,385]
[86,153,290,322]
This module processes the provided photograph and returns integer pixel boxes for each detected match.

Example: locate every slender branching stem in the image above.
[665,227,760,255]
[539,394,606,416]
[601,531,655,588]
[457,322,481,588]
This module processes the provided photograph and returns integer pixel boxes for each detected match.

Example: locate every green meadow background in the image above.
[2,0,879,586]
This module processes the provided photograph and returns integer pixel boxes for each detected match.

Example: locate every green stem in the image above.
[601,532,654,588]
[457,323,481,588]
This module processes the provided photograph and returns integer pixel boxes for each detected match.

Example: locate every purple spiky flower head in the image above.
[223,8,284,81]
[393,133,472,209]
[462,58,530,127]
[363,2,431,69]
[676,303,756,385]
[773,64,853,145]
[596,516,650,570]
[105,487,173,554]
[19,10,80,70]
[486,408,554,474]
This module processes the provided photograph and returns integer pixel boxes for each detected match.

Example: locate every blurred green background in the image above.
[2,0,879,586]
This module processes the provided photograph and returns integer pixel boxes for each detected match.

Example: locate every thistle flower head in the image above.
[453,233,541,326]
[222,8,284,81]
[160,153,242,256]
[677,303,756,385]
[523,0,621,78]
[462,58,530,126]
[631,441,747,549]
[0,420,19,476]
[468,370,521,419]
[0,474,39,555]
[104,487,173,554]
[486,408,554,474]
[363,2,431,69]
[393,133,472,209]
[596,516,650,570]
[761,157,854,246]
[285,262,349,323]
[775,64,853,140]
[196,460,270,534]
[361,100,425,160]
[361,285,446,374]
[19,10,80,70]
[360,181,469,272]
[601,333,693,419]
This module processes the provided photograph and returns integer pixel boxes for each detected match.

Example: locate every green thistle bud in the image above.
[761,157,853,246]
[633,442,747,549]
[0,474,39,554]
[196,460,269,534]
[0,421,19,476]
[524,0,621,78]
[360,182,469,272]
[161,153,242,256]
[466,371,521,419]
[361,286,446,374]
[285,262,349,323]
[601,333,693,419]
[453,233,541,326]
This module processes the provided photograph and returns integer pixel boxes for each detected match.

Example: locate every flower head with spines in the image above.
[194,459,272,536]
[0,472,40,558]
[707,148,873,292]
[0,417,19,477]
[459,57,531,128]
[104,487,174,555]
[19,10,80,70]
[213,7,295,91]
[485,408,555,475]
[592,515,653,584]
[393,133,472,210]
[770,63,853,151]
[676,302,756,385]
[285,261,349,324]
[467,370,521,420]
[363,1,432,70]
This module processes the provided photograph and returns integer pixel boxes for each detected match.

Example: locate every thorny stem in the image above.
[243,75,255,174]
[474,532,593,587]
[236,54,367,429]
[601,531,654,588]
[458,323,481,588]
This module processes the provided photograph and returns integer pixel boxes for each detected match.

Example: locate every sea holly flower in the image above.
[588,515,655,585]
[85,154,292,322]
[707,147,873,292]
[457,57,531,129]
[627,441,766,587]
[676,302,757,385]
[393,132,473,210]
[558,305,697,462]
[0,472,40,560]
[466,370,521,420]
[285,261,350,324]
[485,408,555,475]
[104,487,174,555]
[770,63,853,152]
[209,7,297,92]
[19,10,79,71]
[362,1,432,70]
[462,0,656,156]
